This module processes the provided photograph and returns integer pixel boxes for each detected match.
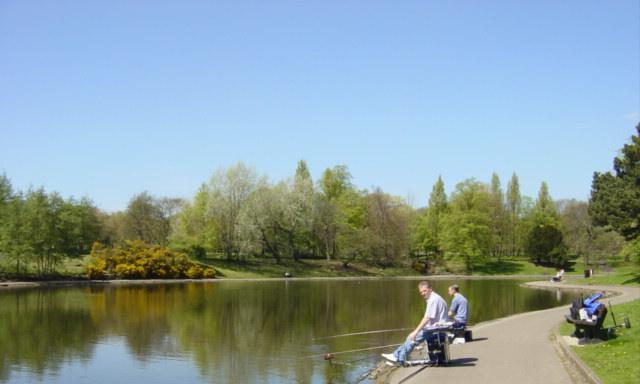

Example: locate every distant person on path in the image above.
[381,281,448,365]
[447,284,468,327]
[551,269,564,282]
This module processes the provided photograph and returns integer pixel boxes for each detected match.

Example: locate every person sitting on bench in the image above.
[448,284,468,327]
[551,269,564,282]
[381,281,448,365]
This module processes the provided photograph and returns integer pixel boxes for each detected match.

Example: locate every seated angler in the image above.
[448,284,468,327]
[382,281,448,365]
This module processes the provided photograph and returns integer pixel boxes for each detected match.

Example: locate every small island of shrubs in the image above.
[86,240,215,280]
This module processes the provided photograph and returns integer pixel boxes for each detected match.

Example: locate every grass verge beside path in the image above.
[559,299,640,384]
[570,265,640,286]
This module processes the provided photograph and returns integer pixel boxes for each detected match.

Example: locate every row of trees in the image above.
[2,124,637,276]
[0,177,102,275]
[171,161,413,266]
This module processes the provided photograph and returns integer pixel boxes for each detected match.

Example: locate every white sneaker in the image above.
[381,353,398,363]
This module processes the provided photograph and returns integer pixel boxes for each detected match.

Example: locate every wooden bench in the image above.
[565,305,608,339]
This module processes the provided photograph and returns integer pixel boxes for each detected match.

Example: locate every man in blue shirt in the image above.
[448,284,468,327]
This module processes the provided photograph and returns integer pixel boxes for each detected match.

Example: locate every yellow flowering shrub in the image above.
[85,240,215,280]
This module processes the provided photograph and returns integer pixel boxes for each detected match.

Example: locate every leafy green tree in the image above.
[0,188,28,275]
[333,188,368,265]
[362,189,411,265]
[172,184,218,252]
[440,179,493,273]
[319,165,352,201]
[22,188,55,275]
[123,192,170,246]
[506,173,522,256]
[0,173,11,212]
[526,222,566,266]
[58,197,103,256]
[525,182,567,266]
[0,174,14,268]
[315,165,354,261]
[286,160,315,260]
[205,163,263,260]
[590,123,640,242]
[411,176,448,261]
[99,211,127,245]
[239,183,287,263]
[312,191,338,261]
[1,179,102,276]
[559,199,624,267]
[489,173,508,260]
[620,237,640,265]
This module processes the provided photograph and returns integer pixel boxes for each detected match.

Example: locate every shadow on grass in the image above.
[622,272,640,285]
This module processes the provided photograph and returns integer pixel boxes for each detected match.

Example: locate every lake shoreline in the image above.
[0,274,561,290]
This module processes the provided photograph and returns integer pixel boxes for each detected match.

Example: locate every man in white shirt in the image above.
[382,280,448,365]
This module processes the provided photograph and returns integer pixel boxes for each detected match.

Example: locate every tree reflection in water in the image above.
[0,279,575,383]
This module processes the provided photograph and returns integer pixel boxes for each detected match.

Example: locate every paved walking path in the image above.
[384,281,640,384]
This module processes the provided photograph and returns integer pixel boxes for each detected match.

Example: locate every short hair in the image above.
[418,281,432,289]
[449,284,459,292]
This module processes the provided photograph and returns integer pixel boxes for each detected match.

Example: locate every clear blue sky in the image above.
[1,0,638,212]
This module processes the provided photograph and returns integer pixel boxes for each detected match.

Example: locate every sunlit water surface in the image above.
[0,279,575,383]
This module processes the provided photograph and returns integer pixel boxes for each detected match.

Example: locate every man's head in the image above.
[448,284,459,296]
[418,281,432,299]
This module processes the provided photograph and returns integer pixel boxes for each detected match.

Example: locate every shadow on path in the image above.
[397,357,479,383]
[447,357,478,367]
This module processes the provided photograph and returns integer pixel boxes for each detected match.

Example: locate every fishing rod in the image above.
[305,343,402,360]
[608,300,631,329]
[313,327,413,341]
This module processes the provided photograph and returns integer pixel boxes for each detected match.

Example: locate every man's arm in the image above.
[408,315,432,341]
[448,299,458,318]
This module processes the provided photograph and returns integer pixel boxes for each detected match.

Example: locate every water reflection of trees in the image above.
[0,280,575,383]
[0,289,98,382]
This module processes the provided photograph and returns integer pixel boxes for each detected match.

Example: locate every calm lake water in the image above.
[0,279,575,383]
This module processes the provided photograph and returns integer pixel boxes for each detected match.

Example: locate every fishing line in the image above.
[304,343,402,359]
[313,327,412,341]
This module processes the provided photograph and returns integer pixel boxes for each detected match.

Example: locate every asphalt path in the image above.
[383,281,640,384]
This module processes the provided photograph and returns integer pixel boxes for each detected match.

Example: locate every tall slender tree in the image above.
[506,173,522,256]
[412,176,448,260]
[489,173,508,260]
[316,165,353,260]
[288,160,315,260]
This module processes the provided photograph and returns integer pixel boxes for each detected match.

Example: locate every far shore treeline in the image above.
[0,124,638,278]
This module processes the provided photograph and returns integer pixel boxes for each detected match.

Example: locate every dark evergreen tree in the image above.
[590,123,640,241]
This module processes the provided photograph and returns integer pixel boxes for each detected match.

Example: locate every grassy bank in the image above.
[203,258,423,278]
[570,264,640,286]
[3,253,635,282]
[560,299,640,384]
[201,255,569,279]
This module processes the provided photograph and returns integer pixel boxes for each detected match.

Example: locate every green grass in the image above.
[560,299,640,384]
[571,264,640,286]
[200,258,422,279]
[4,252,635,282]
[470,257,560,276]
